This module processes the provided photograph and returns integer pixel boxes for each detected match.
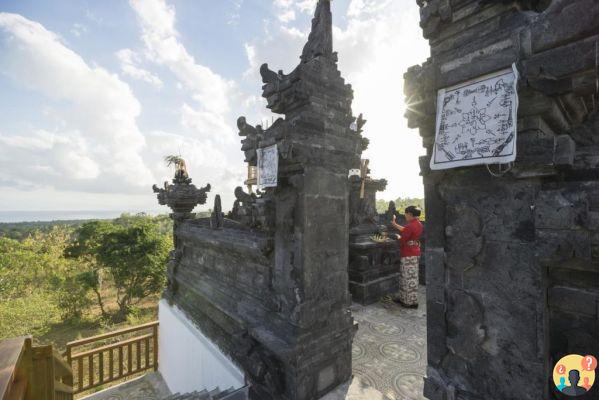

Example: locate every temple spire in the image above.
[300,0,333,63]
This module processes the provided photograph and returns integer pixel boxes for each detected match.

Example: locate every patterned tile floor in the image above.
[84,287,427,400]
[350,286,427,400]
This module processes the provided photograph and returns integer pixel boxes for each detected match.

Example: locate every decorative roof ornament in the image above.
[300,0,333,63]
[153,156,211,216]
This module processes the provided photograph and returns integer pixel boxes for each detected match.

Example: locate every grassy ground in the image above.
[39,294,160,351]
[0,286,160,351]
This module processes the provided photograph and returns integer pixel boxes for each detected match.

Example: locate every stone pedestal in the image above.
[348,226,399,305]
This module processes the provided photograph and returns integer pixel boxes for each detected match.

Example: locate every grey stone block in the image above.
[554,135,576,166]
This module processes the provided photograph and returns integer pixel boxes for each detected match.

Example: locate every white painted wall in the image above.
[158,300,245,394]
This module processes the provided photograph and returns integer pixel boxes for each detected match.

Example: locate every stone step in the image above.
[163,386,248,400]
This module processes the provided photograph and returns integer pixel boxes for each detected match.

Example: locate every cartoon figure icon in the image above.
[562,370,588,396]
[553,354,596,396]
[557,377,567,392]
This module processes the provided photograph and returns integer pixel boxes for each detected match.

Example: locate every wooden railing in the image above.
[31,345,74,400]
[0,337,31,400]
[65,321,159,395]
[0,336,73,400]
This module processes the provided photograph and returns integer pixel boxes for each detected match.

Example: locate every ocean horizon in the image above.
[0,210,159,223]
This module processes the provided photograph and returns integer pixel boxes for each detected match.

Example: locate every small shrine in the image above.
[347,154,401,303]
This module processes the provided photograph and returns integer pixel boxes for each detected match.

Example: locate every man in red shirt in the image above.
[390,206,423,308]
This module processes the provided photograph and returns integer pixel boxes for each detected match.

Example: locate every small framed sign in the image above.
[431,64,519,170]
[257,144,278,188]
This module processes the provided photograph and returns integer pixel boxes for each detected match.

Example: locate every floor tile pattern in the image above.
[350,286,427,400]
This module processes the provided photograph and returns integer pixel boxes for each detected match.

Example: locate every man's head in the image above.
[405,206,422,221]
[569,369,581,386]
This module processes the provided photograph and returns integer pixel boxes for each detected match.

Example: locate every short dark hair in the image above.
[405,206,422,217]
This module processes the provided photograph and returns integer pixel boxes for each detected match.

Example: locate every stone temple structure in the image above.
[405,1,599,399]
[348,170,401,305]
[156,1,365,399]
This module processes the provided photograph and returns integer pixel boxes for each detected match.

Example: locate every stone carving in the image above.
[238,116,263,165]
[210,195,224,230]
[229,186,274,232]
[152,157,211,216]
[300,0,333,63]
[153,157,211,302]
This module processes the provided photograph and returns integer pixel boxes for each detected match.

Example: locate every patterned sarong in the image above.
[398,256,420,306]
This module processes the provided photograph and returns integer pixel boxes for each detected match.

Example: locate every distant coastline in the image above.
[0,211,143,223]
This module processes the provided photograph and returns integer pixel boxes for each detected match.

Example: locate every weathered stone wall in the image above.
[405,1,599,399]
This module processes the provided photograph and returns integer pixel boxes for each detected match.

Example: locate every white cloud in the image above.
[116,48,163,88]
[228,0,244,26]
[0,12,155,193]
[70,23,87,37]
[274,0,316,17]
[129,0,233,116]
[0,129,100,187]
[279,10,296,23]
[0,1,430,212]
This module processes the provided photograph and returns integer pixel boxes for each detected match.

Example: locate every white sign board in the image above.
[431,65,519,170]
[257,145,278,188]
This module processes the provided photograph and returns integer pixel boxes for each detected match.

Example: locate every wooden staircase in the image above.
[0,336,73,400]
[0,323,248,400]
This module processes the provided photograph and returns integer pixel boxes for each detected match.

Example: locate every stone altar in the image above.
[156,1,364,399]
[405,1,599,399]
[348,174,400,305]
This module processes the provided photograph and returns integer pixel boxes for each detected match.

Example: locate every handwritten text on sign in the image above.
[431,65,519,170]
[257,145,278,188]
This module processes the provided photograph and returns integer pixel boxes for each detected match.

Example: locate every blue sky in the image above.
[0,0,429,212]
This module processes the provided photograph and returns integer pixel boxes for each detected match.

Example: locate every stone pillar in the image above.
[405,1,599,399]
[256,2,362,396]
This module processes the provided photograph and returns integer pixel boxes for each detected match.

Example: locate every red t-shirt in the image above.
[399,218,423,258]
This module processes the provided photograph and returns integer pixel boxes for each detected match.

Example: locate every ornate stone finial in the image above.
[238,116,262,165]
[153,156,211,218]
[300,0,333,63]
[356,113,367,133]
[210,195,224,230]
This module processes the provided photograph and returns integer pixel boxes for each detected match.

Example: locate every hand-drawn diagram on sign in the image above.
[431,65,519,170]
[257,145,278,188]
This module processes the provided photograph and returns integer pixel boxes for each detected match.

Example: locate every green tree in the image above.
[50,270,93,321]
[96,218,170,320]
[0,226,75,300]
[65,220,115,318]
[0,225,82,337]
